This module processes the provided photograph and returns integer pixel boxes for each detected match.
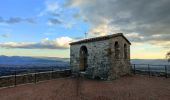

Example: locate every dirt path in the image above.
[0,75,170,100]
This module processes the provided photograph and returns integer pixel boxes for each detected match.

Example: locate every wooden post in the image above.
[134,64,136,74]
[51,66,53,79]
[14,70,17,86]
[148,64,150,76]
[165,65,168,78]
[34,72,36,84]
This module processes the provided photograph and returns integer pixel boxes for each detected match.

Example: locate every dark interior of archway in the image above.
[79,46,88,71]
[115,42,120,59]
[124,44,127,59]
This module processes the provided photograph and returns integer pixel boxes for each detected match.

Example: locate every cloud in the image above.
[0,17,4,23]
[66,0,170,47]
[38,0,61,17]
[46,0,59,12]
[25,18,36,24]
[47,18,63,25]
[6,17,22,24]
[1,33,10,38]
[38,0,75,29]
[0,17,36,24]
[0,37,74,49]
[47,17,74,28]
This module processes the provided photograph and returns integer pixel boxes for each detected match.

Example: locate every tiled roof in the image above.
[70,33,131,45]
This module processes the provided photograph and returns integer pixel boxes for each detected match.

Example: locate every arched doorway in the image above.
[115,41,120,59]
[124,44,127,59]
[79,46,88,71]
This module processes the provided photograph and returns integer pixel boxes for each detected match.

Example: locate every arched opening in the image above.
[124,44,127,59]
[115,42,120,59]
[79,46,88,71]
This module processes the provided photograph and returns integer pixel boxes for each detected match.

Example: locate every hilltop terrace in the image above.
[0,75,170,100]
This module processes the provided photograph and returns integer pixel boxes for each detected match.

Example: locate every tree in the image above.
[166,51,170,62]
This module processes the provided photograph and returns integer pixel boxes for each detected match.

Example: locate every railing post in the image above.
[14,70,17,86]
[134,64,136,74]
[34,72,36,84]
[148,64,150,76]
[165,65,168,78]
[51,66,53,79]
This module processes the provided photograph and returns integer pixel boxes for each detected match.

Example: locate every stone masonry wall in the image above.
[108,36,131,80]
[70,39,110,79]
[70,36,131,80]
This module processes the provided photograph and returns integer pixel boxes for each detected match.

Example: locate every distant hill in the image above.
[0,55,69,67]
[131,59,170,65]
[35,56,70,62]
[0,55,70,76]
[0,56,170,76]
[0,56,170,66]
[1,56,170,67]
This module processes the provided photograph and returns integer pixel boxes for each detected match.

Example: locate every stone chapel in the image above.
[70,33,131,80]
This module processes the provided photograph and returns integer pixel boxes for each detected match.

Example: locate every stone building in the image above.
[70,33,131,80]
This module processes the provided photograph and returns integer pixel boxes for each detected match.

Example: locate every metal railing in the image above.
[132,64,170,78]
[0,68,71,88]
[0,64,169,89]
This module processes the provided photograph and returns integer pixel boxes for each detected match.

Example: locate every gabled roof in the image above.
[70,33,131,45]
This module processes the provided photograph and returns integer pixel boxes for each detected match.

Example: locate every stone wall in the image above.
[70,35,131,80]
[0,70,71,88]
[108,36,131,80]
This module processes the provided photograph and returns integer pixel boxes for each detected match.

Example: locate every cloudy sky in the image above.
[0,0,170,59]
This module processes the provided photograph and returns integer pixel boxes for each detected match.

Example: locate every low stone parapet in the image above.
[0,69,71,88]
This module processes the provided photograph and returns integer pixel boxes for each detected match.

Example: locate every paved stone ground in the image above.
[0,75,170,100]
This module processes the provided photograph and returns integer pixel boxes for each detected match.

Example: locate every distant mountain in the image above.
[35,56,70,62]
[0,56,170,76]
[131,59,170,65]
[0,55,69,67]
[0,55,70,76]
[1,56,170,67]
